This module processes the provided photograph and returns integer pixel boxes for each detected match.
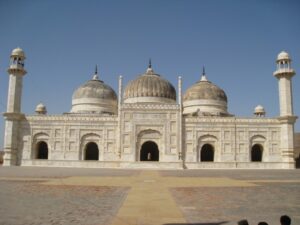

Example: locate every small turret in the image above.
[35,103,47,115]
[254,105,266,117]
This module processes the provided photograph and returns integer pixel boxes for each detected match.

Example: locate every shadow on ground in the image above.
[164,222,228,225]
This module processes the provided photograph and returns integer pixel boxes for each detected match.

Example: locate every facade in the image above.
[2,48,299,169]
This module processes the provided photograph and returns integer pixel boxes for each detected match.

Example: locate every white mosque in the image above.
[2,48,299,169]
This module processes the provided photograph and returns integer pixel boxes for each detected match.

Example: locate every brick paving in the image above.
[0,167,299,225]
[0,180,129,225]
[163,170,300,225]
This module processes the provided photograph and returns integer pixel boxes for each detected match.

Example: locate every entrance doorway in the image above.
[36,141,48,159]
[200,144,214,162]
[84,142,99,160]
[295,154,300,169]
[251,144,263,162]
[140,141,159,161]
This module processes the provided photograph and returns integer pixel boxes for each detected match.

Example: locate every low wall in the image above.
[20,159,295,169]
[21,159,183,169]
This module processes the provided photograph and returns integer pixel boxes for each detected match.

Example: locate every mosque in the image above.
[2,48,299,169]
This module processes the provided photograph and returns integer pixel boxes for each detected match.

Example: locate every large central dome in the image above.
[124,64,176,104]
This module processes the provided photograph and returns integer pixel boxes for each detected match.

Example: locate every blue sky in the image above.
[0,0,299,148]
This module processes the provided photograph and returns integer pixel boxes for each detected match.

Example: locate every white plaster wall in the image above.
[20,115,118,163]
[120,104,180,162]
[184,117,282,164]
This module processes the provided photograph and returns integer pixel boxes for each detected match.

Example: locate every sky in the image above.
[0,0,299,148]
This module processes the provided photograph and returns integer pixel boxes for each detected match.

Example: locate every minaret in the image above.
[274,51,295,116]
[273,51,297,168]
[178,76,183,163]
[3,48,27,166]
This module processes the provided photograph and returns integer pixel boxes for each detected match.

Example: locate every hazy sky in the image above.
[0,0,299,148]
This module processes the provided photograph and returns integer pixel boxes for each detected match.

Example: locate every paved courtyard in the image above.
[0,167,299,225]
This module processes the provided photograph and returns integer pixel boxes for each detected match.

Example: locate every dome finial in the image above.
[93,65,99,80]
[146,58,154,74]
[200,66,207,81]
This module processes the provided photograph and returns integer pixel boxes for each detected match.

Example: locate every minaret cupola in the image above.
[8,47,27,76]
[274,51,295,78]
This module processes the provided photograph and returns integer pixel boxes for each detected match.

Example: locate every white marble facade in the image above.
[2,49,298,169]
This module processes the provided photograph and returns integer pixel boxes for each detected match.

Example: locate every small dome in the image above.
[71,72,117,114]
[35,103,47,115]
[184,76,227,102]
[11,47,26,59]
[183,73,228,116]
[277,51,290,61]
[124,65,176,104]
[254,105,265,116]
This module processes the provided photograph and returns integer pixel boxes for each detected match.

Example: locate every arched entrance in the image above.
[200,144,214,162]
[36,141,48,159]
[140,141,159,161]
[251,144,263,162]
[84,142,99,160]
[295,154,300,169]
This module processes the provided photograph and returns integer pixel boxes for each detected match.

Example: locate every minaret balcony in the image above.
[7,66,27,76]
[273,68,295,78]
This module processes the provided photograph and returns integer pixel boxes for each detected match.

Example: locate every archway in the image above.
[36,141,48,159]
[251,144,263,162]
[140,141,159,161]
[295,154,300,169]
[84,142,99,160]
[200,144,214,162]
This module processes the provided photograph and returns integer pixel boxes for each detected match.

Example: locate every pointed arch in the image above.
[250,134,266,143]
[137,129,161,139]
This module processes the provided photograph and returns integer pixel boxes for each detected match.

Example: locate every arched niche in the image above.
[250,135,266,162]
[136,129,161,161]
[32,132,50,160]
[198,134,218,162]
[80,133,101,160]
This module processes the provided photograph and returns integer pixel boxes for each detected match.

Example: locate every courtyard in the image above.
[0,167,299,225]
